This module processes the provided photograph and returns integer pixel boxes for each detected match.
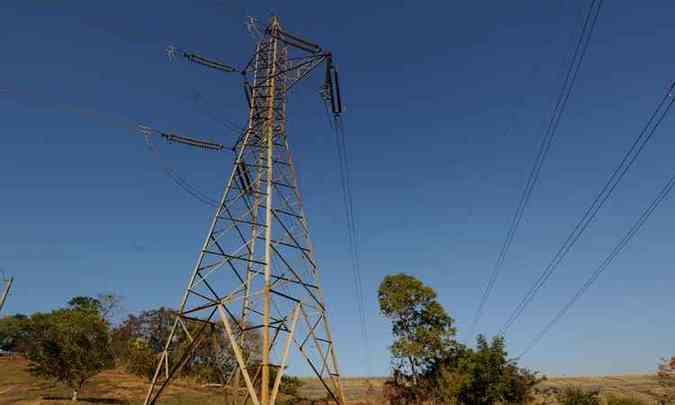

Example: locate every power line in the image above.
[500,82,675,335]
[519,171,675,358]
[324,99,371,375]
[0,87,237,209]
[337,117,372,375]
[141,131,221,208]
[469,0,604,339]
[187,90,246,134]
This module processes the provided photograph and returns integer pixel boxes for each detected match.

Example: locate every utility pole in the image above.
[0,275,13,314]
[144,16,346,405]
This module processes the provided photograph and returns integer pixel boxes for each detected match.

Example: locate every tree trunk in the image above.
[408,356,418,385]
[72,389,79,401]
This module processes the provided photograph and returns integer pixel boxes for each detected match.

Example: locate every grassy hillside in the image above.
[1,356,672,404]
[0,357,377,405]
[0,357,221,405]
[533,375,671,404]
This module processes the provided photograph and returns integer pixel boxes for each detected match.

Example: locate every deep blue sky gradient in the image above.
[2,1,675,377]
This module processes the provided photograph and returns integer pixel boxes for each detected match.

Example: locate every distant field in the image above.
[1,357,672,404]
[534,374,672,404]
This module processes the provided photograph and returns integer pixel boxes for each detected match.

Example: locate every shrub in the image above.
[124,338,157,381]
[378,273,542,405]
[112,308,263,385]
[24,308,114,401]
[449,335,542,405]
[657,356,675,404]
[605,395,648,405]
[0,314,29,352]
[264,367,304,397]
[557,387,600,405]
[279,375,303,396]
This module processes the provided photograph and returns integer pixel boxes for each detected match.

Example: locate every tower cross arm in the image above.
[137,124,232,152]
[271,28,322,54]
[176,48,238,73]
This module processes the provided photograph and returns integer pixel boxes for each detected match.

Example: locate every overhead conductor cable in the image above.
[501,81,675,335]
[519,170,675,358]
[470,0,604,339]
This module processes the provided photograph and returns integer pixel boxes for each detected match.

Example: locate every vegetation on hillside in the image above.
[0,295,302,402]
[557,387,601,405]
[0,299,115,401]
[657,356,675,404]
[604,395,649,405]
[0,282,672,404]
[378,273,542,404]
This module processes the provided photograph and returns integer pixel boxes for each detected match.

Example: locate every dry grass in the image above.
[534,375,672,404]
[1,356,672,404]
[0,357,381,405]
[299,377,387,404]
[299,374,675,404]
[0,357,237,405]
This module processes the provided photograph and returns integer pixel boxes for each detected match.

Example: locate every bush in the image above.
[557,387,600,405]
[124,338,157,381]
[378,274,542,405]
[24,308,114,401]
[0,314,29,352]
[657,356,675,404]
[605,395,648,405]
[279,375,303,396]
[451,335,542,405]
[112,308,263,386]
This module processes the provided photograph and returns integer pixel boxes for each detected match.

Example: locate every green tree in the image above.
[68,293,121,322]
[111,308,177,380]
[442,335,541,405]
[67,296,102,313]
[24,307,114,401]
[0,313,29,352]
[124,338,157,381]
[378,273,456,383]
[378,273,541,404]
[112,307,262,385]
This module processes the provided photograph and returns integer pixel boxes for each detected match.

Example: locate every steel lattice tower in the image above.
[145,17,346,405]
[0,275,12,314]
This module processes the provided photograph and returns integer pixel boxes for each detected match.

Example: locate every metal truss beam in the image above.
[145,16,346,405]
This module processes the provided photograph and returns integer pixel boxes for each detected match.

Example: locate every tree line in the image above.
[377,273,675,405]
[377,273,541,404]
[0,294,301,402]
[1,274,673,404]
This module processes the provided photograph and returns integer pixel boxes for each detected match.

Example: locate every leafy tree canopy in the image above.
[68,293,121,322]
[444,335,542,405]
[24,306,114,401]
[0,313,29,352]
[379,273,541,405]
[378,273,456,379]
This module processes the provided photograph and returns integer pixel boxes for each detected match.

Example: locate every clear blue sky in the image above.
[2,1,675,377]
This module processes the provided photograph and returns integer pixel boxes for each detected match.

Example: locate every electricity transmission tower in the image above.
[0,273,13,314]
[144,16,346,405]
